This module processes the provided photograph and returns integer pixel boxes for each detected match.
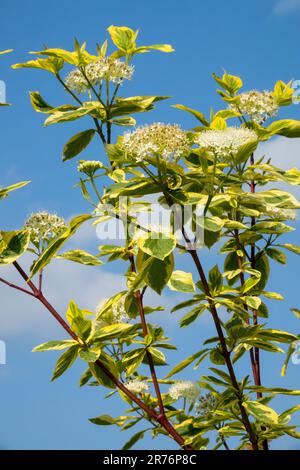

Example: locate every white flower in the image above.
[122,123,190,162]
[230,90,278,123]
[95,296,129,325]
[65,58,134,93]
[196,127,257,160]
[168,381,200,402]
[126,380,149,394]
[25,212,66,245]
[265,205,296,220]
[112,296,129,323]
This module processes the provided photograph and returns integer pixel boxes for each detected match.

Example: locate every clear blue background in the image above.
[0,0,300,450]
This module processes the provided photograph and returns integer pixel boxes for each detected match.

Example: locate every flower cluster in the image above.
[111,296,130,323]
[65,57,134,93]
[265,205,296,221]
[25,212,67,245]
[95,295,129,325]
[126,380,149,395]
[122,123,190,162]
[230,90,278,123]
[77,160,103,177]
[195,393,217,417]
[168,381,200,402]
[196,127,257,160]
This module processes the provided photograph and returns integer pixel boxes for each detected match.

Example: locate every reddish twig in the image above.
[9,261,190,449]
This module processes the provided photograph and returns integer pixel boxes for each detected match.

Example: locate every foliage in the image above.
[1,26,300,451]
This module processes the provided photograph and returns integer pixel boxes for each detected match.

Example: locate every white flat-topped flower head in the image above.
[230,90,278,124]
[65,57,134,93]
[126,380,149,395]
[196,126,257,160]
[168,380,200,402]
[25,212,67,245]
[122,123,190,162]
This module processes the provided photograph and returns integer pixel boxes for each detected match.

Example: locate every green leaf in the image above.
[137,233,176,260]
[209,265,223,292]
[135,44,174,54]
[89,414,116,426]
[197,216,224,232]
[241,296,261,310]
[242,400,279,424]
[234,140,258,165]
[291,308,300,319]
[267,119,300,138]
[0,230,30,265]
[63,129,96,161]
[107,25,136,53]
[32,48,82,65]
[30,214,92,276]
[258,328,298,343]
[167,270,195,293]
[51,345,79,381]
[57,249,102,266]
[29,91,54,113]
[123,349,146,376]
[252,221,294,234]
[66,300,91,340]
[165,349,209,378]
[246,386,300,396]
[147,347,166,366]
[136,250,174,295]
[281,243,300,255]
[32,340,78,352]
[12,57,64,74]
[180,305,206,327]
[266,248,286,265]
[79,347,101,362]
[0,49,13,55]
[213,72,243,94]
[79,368,93,387]
[122,430,146,450]
[44,102,104,126]
[89,352,119,388]
[93,323,136,341]
[0,181,30,200]
[254,254,270,291]
[172,104,209,126]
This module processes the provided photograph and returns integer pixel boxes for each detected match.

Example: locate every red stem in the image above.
[10,261,190,449]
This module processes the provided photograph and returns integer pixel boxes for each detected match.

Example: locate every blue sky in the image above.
[1,0,300,450]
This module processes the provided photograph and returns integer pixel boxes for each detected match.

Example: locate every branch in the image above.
[11,261,191,449]
[129,253,166,419]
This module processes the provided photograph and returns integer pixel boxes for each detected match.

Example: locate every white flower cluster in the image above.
[196,127,257,160]
[95,295,129,325]
[25,212,67,245]
[168,380,200,402]
[77,160,103,177]
[112,296,130,323]
[230,90,278,123]
[65,57,134,93]
[126,380,149,394]
[122,123,190,162]
[265,205,296,221]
